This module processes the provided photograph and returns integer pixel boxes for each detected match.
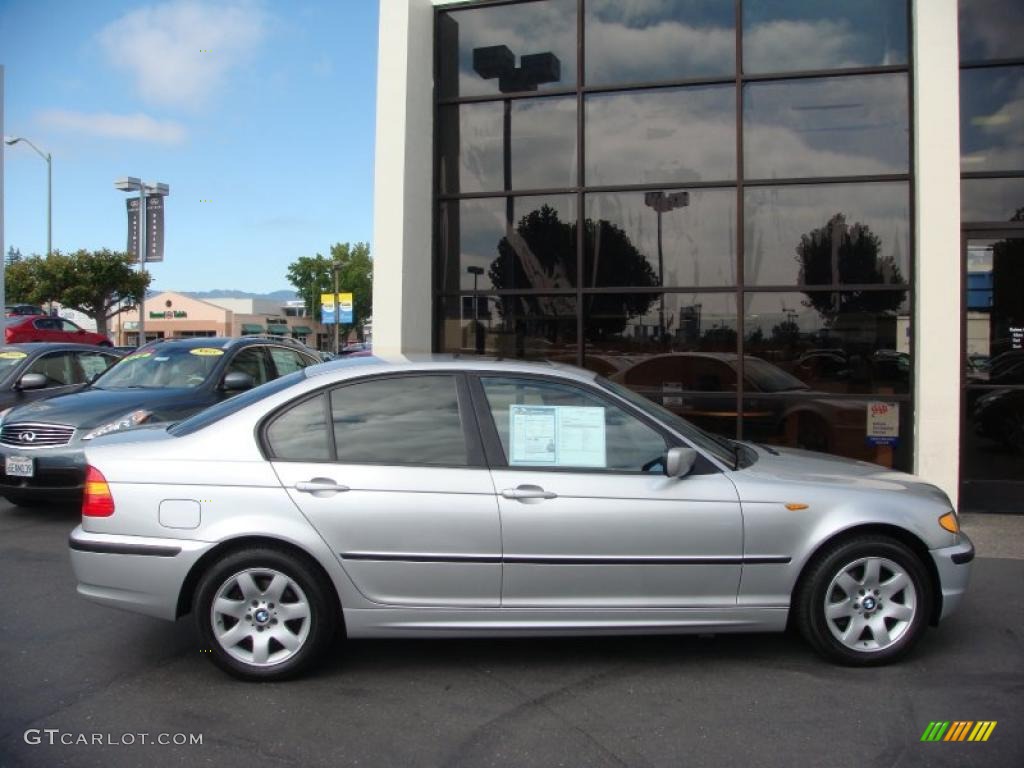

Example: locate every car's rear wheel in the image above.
[194,547,337,681]
[795,536,931,665]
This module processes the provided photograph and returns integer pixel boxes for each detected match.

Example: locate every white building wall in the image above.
[912,0,962,503]
[371,0,436,355]
[371,0,967,501]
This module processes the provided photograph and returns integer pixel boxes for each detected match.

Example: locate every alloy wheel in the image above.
[210,567,312,667]
[823,556,917,652]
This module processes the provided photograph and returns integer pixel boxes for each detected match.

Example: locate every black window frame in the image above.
[259,371,487,469]
[432,0,916,471]
[466,370,720,475]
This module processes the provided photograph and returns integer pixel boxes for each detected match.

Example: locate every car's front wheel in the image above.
[194,547,338,681]
[795,536,931,665]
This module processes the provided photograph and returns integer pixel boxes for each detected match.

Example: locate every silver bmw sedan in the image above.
[69,357,973,681]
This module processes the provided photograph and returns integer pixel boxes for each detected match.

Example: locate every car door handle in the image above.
[501,485,557,500]
[295,479,350,495]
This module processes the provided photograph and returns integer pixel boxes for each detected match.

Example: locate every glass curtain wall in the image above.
[959,0,1024,510]
[435,0,914,470]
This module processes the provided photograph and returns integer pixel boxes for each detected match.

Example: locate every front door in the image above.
[961,232,1024,511]
[473,374,743,608]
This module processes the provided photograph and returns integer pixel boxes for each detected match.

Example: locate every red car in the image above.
[3,316,112,346]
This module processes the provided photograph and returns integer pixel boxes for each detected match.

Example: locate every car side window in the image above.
[269,347,312,376]
[76,352,117,382]
[330,375,469,466]
[60,319,81,332]
[266,395,331,461]
[26,352,76,386]
[33,318,58,331]
[227,347,271,386]
[480,376,667,472]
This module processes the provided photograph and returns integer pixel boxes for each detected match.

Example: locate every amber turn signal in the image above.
[785,503,809,511]
[938,511,959,533]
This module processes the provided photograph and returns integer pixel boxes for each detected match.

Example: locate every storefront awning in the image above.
[291,326,313,335]
[267,323,289,334]
[241,324,264,334]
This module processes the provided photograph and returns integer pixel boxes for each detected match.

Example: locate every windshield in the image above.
[743,357,810,393]
[169,370,307,436]
[0,349,29,384]
[93,345,226,389]
[597,377,741,468]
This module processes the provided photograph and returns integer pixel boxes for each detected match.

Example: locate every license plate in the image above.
[5,456,34,478]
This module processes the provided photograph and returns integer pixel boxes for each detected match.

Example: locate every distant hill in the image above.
[177,289,299,301]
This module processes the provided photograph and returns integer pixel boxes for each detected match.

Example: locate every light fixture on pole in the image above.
[5,135,52,257]
[644,190,689,342]
[115,176,170,346]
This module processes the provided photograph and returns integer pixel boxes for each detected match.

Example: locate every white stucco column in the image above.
[913,0,961,502]
[371,0,435,355]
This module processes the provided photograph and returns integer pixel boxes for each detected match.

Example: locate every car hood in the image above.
[741,444,951,503]
[2,387,207,430]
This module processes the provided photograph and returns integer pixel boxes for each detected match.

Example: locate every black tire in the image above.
[194,547,338,681]
[795,535,931,666]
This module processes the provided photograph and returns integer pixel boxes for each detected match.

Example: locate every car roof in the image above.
[303,354,599,383]
[140,336,309,350]
[0,342,122,354]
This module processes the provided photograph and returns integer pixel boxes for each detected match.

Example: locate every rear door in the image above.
[473,373,743,609]
[268,372,501,607]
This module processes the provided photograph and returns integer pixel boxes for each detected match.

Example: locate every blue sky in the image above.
[1,0,379,293]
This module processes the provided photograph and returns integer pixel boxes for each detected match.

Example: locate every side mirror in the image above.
[17,372,49,391]
[222,371,256,392]
[665,446,698,478]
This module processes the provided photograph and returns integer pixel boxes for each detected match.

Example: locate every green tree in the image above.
[795,213,905,322]
[286,242,372,344]
[487,205,658,340]
[4,249,148,337]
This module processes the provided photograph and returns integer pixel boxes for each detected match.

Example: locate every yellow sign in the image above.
[189,348,225,357]
[0,351,28,359]
[320,292,353,309]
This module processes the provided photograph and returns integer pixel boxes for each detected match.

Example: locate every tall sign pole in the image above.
[333,264,341,356]
[138,190,147,345]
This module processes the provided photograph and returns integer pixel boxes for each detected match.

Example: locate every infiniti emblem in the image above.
[19,431,36,443]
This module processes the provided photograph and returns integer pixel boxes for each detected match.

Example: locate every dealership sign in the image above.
[321,292,353,324]
[149,310,187,319]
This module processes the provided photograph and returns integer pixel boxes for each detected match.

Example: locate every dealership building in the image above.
[370,0,1023,512]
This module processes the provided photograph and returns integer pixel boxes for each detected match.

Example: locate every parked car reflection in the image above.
[611,352,897,465]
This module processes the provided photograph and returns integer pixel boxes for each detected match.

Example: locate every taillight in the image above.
[82,466,115,517]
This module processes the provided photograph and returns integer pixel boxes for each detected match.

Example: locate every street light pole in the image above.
[333,262,341,356]
[115,177,169,346]
[643,191,690,344]
[4,135,52,257]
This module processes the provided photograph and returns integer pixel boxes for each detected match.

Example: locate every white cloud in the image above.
[97,0,268,109]
[38,109,187,144]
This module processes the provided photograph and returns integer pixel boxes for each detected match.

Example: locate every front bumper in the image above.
[930,532,975,622]
[69,526,214,621]
[0,446,87,499]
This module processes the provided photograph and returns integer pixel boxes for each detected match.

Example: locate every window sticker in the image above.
[509,405,606,468]
[190,347,225,357]
[123,352,152,361]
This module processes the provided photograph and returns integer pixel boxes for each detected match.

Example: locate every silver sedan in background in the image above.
[69,357,973,680]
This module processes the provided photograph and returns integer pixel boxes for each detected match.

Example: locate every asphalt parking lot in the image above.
[1,501,1021,768]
